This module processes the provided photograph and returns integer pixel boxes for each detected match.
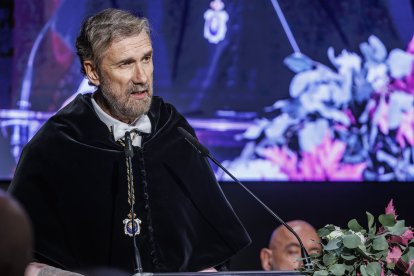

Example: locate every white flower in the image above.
[366,63,389,91]
[387,49,414,79]
[327,227,344,240]
[350,230,366,244]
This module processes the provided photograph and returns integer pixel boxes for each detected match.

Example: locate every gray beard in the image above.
[98,81,152,123]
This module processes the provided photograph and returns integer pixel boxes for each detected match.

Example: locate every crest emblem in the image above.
[203,0,229,44]
[123,213,142,237]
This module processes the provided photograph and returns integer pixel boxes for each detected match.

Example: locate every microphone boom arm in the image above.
[177,127,313,270]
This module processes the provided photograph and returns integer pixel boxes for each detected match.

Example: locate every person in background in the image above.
[10,8,250,275]
[0,189,32,276]
[260,220,321,271]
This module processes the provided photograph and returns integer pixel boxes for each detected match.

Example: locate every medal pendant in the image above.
[123,213,142,237]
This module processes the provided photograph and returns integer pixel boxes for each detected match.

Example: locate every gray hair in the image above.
[76,8,151,76]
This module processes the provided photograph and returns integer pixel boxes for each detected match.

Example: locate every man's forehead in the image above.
[106,33,152,58]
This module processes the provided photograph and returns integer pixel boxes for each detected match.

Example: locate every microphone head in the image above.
[177,127,210,156]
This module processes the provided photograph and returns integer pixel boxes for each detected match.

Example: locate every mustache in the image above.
[128,84,149,94]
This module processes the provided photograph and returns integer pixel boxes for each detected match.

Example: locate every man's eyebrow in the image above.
[113,57,135,66]
[143,49,153,57]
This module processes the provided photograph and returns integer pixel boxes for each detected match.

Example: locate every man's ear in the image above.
[260,248,273,271]
[83,60,100,86]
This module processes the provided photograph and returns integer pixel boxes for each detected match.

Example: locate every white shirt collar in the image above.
[91,97,151,147]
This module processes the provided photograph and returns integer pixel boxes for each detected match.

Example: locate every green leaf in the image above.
[323,253,336,266]
[348,219,364,232]
[330,264,346,276]
[379,214,396,227]
[387,220,408,236]
[372,236,388,251]
[318,227,332,238]
[372,250,388,260]
[401,246,414,263]
[344,264,355,274]
[343,234,362,249]
[360,265,368,276]
[386,262,395,270]
[341,254,357,261]
[367,212,376,235]
[313,271,329,276]
[366,262,381,276]
[367,212,374,230]
[315,262,327,270]
[325,238,341,251]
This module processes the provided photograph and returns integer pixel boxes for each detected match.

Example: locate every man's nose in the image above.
[132,64,148,84]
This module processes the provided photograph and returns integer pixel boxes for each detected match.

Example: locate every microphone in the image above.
[177,127,313,270]
[124,131,143,274]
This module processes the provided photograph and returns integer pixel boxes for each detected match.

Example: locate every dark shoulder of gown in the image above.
[9,93,251,273]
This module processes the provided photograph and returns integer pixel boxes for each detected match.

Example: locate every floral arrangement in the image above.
[221,35,414,181]
[304,200,414,275]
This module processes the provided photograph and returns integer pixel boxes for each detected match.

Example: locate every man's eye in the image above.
[119,61,133,67]
[287,250,300,256]
[143,55,152,63]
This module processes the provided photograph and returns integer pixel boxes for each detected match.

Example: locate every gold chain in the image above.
[126,154,135,207]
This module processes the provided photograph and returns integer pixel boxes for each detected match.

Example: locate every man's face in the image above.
[88,31,153,123]
[265,224,321,271]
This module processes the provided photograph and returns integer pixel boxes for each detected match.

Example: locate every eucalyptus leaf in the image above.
[315,262,327,270]
[366,262,381,276]
[343,234,362,249]
[360,265,368,276]
[372,236,388,251]
[387,220,408,236]
[401,246,414,263]
[318,227,332,238]
[313,270,329,276]
[372,250,388,260]
[341,254,357,261]
[344,264,355,274]
[323,253,336,266]
[357,244,370,258]
[348,219,364,232]
[386,262,395,270]
[330,263,346,276]
[378,214,396,227]
[325,238,342,251]
[366,212,374,232]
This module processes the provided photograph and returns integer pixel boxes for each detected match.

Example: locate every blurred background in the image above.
[1,0,414,270]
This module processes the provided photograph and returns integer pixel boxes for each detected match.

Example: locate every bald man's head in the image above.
[260,220,321,271]
[0,190,33,276]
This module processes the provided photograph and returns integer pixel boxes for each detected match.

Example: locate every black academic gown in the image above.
[9,93,251,273]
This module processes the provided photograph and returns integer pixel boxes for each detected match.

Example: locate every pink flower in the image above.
[262,133,367,181]
[386,246,402,264]
[401,229,414,246]
[407,35,414,54]
[406,259,414,276]
[390,78,414,96]
[385,199,397,218]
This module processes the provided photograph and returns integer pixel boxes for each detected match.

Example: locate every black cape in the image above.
[9,94,250,272]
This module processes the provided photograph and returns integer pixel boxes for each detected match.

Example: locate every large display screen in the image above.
[1,0,414,181]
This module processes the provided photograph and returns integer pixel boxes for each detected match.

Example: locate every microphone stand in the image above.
[124,131,144,274]
[177,127,314,271]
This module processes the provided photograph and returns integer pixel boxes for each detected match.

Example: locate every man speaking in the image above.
[10,8,250,274]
